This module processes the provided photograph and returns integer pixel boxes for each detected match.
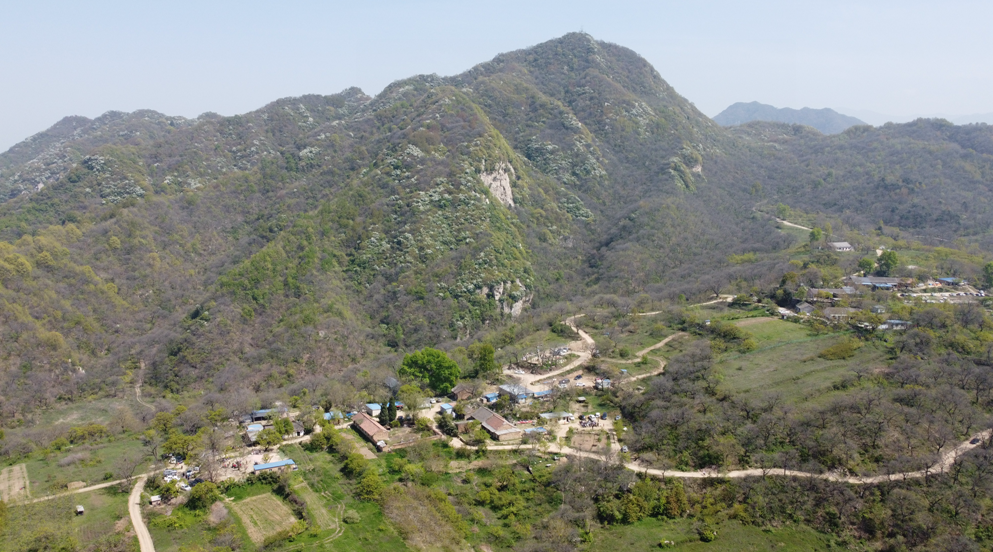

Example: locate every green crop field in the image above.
[230,493,299,545]
[716,319,887,401]
[587,517,833,551]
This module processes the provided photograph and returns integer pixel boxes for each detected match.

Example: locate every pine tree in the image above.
[387,399,397,423]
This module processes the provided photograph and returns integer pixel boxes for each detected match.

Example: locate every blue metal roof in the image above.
[524,427,547,434]
[253,459,296,471]
[534,390,552,397]
[483,392,498,399]
[247,424,263,432]
[366,403,381,410]
[323,411,343,420]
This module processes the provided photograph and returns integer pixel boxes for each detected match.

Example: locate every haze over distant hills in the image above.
[713,101,866,134]
[840,108,993,127]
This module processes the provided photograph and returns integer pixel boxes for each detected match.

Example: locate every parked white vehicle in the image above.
[179,482,191,492]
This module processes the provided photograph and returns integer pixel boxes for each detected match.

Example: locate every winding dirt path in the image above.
[129,475,155,552]
[754,208,812,231]
[503,315,594,388]
[475,312,993,485]
[457,429,992,484]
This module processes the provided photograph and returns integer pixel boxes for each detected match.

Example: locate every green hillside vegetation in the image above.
[2,32,993,552]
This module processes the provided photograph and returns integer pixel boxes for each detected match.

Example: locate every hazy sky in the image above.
[2,0,991,151]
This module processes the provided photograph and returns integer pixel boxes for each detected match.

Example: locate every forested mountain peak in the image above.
[0,34,991,418]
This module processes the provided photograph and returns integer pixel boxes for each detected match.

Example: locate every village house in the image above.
[796,302,816,316]
[848,276,912,290]
[244,423,264,444]
[352,412,390,444]
[365,403,382,417]
[451,383,474,401]
[468,406,522,441]
[823,307,858,321]
[828,241,854,252]
[498,383,534,403]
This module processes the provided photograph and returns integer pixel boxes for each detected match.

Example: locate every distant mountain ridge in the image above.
[714,101,866,134]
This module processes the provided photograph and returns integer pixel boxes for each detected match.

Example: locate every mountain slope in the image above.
[0,33,991,415]
[714,101,866,134]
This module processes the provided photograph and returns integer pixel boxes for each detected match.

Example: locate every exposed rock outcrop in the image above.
[480,162,515,207]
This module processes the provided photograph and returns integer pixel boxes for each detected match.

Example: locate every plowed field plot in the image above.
[230,493,298,544]
[0,464,30,501]
[571,432,609,452]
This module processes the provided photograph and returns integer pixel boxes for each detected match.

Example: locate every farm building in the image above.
[253,459,297,473]
[534,390,553,400]
[75,505,84,516]
[795,302,816,315]
[828,242,853,252]
[482,392,499,403]
[468,406,521,441]
[365,403,382,417]
[594,378,611,390]
[883,320,911,330]
[323,411,344,423]
[352,412,389,443]
[150,495,162,505]
[439,403,454,416]
[871,305,886,314]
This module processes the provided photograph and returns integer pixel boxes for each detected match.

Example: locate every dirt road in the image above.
[457,429,992,484]
[129,475,155,552]
[754,209,812,231]
[502,315,595,388]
